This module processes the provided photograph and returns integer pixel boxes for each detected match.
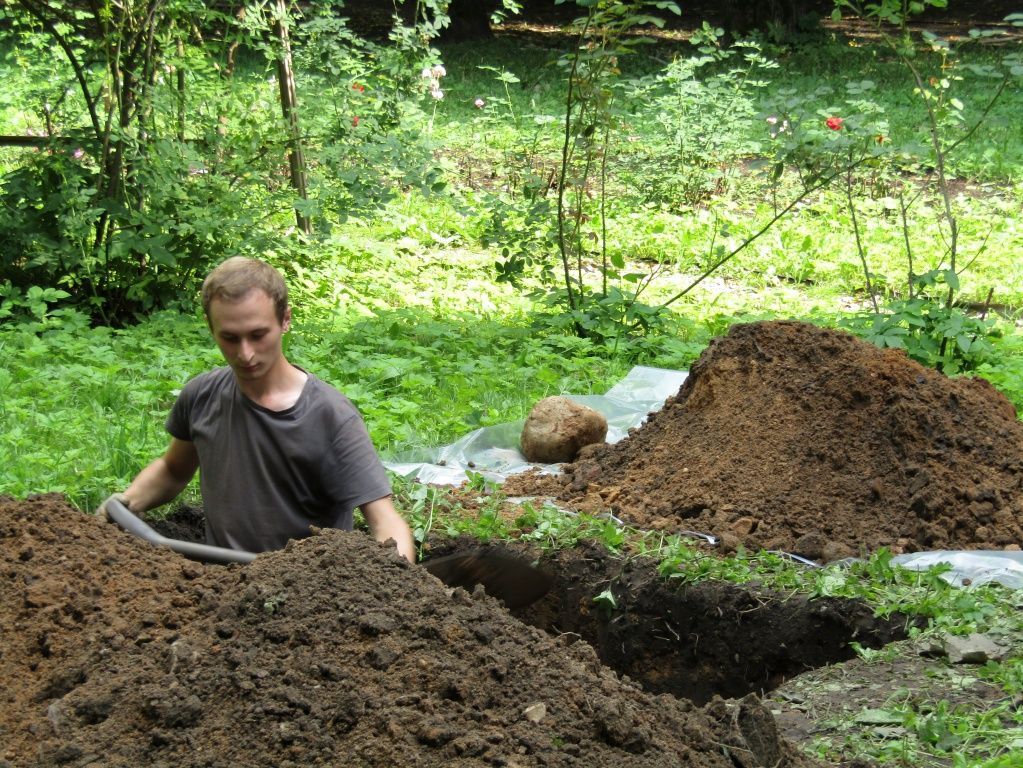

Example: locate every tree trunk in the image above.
[273,0,312,235]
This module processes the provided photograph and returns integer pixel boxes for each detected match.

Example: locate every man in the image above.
[105,257,414,562]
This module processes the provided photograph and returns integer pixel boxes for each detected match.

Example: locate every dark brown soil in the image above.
[506,321,1023,561]
[1,494,826,768]
[153,511,913,703]
[483,539,910,706]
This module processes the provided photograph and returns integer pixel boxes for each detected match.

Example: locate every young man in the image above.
[106,257,414,562]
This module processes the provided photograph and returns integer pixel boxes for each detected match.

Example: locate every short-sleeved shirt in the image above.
[166,366,391,553]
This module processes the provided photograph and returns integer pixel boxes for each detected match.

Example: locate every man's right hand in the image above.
[96,493,130,519]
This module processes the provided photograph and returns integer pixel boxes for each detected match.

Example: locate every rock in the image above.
[717,532,742,555]
[920,632,1008,664]
[820,541,856,563]
[520,397,608,463]
[792,532,828,561]
[730,517,758,537]
[522,702,547,723]
[943,633,1008,664]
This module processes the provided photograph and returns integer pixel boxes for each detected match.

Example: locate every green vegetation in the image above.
[2,0,1020,503]
[1,1,1022,765]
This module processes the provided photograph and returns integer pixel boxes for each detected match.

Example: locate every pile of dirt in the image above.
[507,321,1023,560]
[1,495,823,768]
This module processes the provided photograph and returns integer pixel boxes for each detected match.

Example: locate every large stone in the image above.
[520,397,608,464]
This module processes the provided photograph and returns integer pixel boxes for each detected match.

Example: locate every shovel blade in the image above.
[423,549,552,610]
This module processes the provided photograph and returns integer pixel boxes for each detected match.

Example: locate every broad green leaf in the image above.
[855,708,904,725]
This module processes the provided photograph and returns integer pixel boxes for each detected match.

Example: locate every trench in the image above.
[456,539,910,706]
[147,510,909,707]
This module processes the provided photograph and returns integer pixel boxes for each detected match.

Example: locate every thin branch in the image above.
[556,11,594,316]
[898,191,915,298]
[658,159,868,310]
[18,2,103,140]
[846,162,879,312]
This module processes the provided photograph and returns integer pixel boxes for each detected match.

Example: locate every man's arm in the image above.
[361,496,415,563]
[121,437,200,514]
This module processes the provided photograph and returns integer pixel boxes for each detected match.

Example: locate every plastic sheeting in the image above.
[383,365,688,486]
[891,550,1023,589]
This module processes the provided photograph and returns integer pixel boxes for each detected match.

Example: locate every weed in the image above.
[592,588,618,613]
[263,594,287,614]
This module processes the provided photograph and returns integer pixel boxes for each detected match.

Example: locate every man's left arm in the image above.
[361,496,415,563]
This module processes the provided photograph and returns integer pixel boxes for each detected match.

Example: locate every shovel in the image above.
[104,498,551,609]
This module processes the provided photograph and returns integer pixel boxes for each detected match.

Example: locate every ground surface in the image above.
[506,321,1023,562]
[767,635,1021,764]
[1,494,824,768]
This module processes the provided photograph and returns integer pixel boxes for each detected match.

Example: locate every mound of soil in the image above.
[507,321,1023,560]
[1,495,823,768]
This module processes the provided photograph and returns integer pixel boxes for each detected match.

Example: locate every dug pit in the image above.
[430,537,909,706]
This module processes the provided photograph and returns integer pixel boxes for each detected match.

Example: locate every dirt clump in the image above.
[2,494,823,768]
[506,321,1023,558]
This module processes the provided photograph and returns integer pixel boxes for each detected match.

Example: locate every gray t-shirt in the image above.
[166,366,391,553]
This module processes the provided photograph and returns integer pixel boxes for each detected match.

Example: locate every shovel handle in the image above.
[105,498,256,565]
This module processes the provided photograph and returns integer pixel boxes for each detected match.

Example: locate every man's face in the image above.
[207,289,290,382]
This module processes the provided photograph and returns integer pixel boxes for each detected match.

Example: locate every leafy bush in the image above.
[0,1,452,323]
[629,24,777,207]
[0,148,98,289]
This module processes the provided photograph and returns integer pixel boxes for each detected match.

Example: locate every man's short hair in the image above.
[202,257,289,324]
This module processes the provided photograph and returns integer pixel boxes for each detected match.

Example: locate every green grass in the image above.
[0,298,708,510]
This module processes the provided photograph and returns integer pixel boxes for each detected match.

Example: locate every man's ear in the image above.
[282,307,292,333]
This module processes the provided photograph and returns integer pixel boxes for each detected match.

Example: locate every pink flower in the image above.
[352,115,360,127]
[73,148,85,160]
[826,116,844,131]
[474,98,486,109]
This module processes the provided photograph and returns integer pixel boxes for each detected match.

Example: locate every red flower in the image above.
[352,83,365,93]
[352,115,360,127]
[826,116,844,131]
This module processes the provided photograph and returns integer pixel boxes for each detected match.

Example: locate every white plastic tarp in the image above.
[383,365,688,486]
[891,550,1023,589]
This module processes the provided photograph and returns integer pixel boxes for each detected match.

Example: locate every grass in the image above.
[0,300,708,510]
